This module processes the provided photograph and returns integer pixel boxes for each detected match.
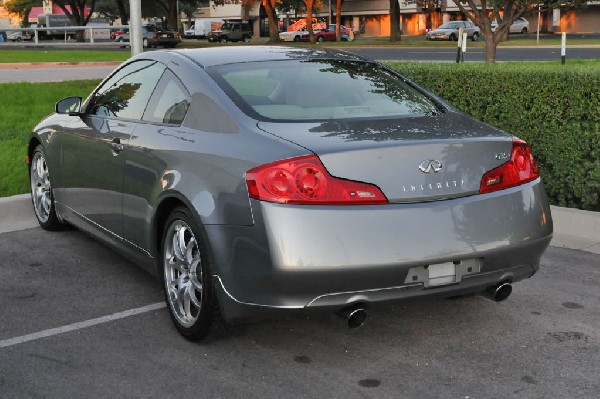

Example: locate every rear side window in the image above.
[209,59,438,122]
[88,60,165,120]
[143,69,190,125]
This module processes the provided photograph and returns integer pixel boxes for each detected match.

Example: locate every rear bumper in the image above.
[206,180,553,322]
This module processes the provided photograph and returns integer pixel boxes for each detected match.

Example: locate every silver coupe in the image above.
[28,47,553,340]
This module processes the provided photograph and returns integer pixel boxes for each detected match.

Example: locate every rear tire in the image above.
[142,38,149,48]
[449,33,456,41]
[472,32,479,42]
[522,27,528,34]
[161,207,224,341]
[293,35,300,42]
[317,36,324,43]
[220,36,227,43]
[243,35,250,43]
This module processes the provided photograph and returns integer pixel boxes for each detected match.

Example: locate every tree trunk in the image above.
[389,0,401,42]
[116,0,129,25]
[484,32,497,63]
[166,0,178,31]
[264,0,279,42]
[306,0,314,43]
[335,0,341,41]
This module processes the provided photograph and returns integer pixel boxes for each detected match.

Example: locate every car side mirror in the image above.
[56,96,82,115]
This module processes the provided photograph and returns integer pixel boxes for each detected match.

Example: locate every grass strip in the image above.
[0,80,100,197]
[0,50,130,63]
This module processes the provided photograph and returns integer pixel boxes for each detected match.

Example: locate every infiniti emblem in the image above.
[418,160,443,173]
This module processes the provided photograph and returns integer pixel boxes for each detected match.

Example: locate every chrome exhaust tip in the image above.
[482,282,513,302]
[337,306,368,328]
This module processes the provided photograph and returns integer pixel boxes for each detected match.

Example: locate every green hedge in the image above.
[386,62,600,211]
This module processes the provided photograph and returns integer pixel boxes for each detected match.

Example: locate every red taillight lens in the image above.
[480,139,540,194]
[153,34,158,38]
[246,155,388,205]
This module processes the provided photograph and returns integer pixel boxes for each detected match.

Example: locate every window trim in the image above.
[142,68,191,126]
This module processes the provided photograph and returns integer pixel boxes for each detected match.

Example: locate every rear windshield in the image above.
[208,59,438,122]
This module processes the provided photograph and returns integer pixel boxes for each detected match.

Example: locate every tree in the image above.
[2,0,38,26]
[304,0,314,42]
[453,0,586,63]
[334,0,340,41]
[95,0,123,23]
[262,0,280,42]
[389,0,401,41]
[52,0,98,41]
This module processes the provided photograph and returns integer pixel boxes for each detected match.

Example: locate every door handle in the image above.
[110,137,125,154]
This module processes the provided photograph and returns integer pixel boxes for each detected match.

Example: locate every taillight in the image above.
[480,139,540,194]
[153,34,158,38]
[246,155,388,205]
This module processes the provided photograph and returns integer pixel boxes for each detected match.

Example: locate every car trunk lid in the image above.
[257,113,514,203]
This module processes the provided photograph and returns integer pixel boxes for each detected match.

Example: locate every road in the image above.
[0,226,598,398]
[0,66,115,83]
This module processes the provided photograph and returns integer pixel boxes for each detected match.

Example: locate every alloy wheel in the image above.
[163,219,203,328]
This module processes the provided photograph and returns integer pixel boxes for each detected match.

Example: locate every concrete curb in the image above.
[0,194,598,254]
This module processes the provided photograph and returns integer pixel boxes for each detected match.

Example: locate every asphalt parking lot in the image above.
[0,226,598,398]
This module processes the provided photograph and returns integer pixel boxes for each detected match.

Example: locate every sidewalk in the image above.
[1,194,598,254]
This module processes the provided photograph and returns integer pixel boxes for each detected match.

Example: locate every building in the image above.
[195,0,600,37]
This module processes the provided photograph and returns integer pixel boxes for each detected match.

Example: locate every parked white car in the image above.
[491,17,530,34]
[425,21,480,41]
[279,29,309,42]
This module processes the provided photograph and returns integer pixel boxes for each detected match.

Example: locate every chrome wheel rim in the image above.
[163,219,203,327]
[30,152,52,223]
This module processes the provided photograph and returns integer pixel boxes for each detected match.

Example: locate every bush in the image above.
[386,62,600,211]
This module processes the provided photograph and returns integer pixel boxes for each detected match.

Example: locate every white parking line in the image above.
[0,302,165,349]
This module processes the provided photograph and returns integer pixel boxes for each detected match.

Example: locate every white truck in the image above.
[184,18,223,39]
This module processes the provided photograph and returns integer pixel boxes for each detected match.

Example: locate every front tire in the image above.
[161,207,219,340]
[242,35,250,43]
[449,33,457,41]
[522,27,528,34]
[30,145,63,230]
[293,35,300,42]
[220,36,227,43]
[317,36,324,43]
[472,32,479,42]
[142,38,149,48]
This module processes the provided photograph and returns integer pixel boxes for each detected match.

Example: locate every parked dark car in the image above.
[207,21,251,43]
[29,47,552,341]
[115,25,180,48]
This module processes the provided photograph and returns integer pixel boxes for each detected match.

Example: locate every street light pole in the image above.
[129,0,143,56]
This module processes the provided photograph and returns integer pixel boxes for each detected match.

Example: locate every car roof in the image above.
[173,46,369,68]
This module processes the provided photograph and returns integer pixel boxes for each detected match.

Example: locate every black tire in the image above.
[160,207,224,341]
[142,38,149,48]
[317,35,324,43]
[220,36,227,43]
[30,145,64,231]
[16,37,22,42]
[472,32,479,42]
[522,27,528,34]
[242,35,250,43]
[293,35,300,42]
[449,33,457,41]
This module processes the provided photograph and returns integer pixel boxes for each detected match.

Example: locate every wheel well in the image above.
[27,138,41,169]
[154,197,187,255]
